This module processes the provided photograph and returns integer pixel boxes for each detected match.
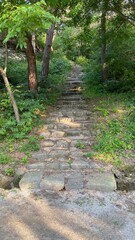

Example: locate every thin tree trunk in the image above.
[0,67,20,123]
[42,24,55,79]
[32,32,36,54]
[101,2,107,82]
[25,33,38,97]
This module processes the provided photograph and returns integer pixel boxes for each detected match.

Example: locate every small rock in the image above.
[0,174,13,189]
[40,132,51,138]
[42,141,55,147]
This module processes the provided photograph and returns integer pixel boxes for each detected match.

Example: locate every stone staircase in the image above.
[19,65,116,194]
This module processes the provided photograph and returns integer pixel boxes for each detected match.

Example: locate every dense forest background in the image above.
[0,0,135,169]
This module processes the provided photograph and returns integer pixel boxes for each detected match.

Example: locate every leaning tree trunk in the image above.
[0,67,20,123]
[101,2,107,82]
[42,24,55,79]
[25,33,38,97]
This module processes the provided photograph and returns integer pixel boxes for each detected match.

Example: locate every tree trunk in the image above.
[32,32,36,54]
[0,67,20,123]
[25,33,38,97]
[101,2,107,82]
[42,24,55,79]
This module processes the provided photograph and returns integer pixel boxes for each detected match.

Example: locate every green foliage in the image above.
[86,152,95,158]
[41,52,71,103]
[53,27,81,61]
[76,56,88,66]
[0,154,10,164]
[0,0,57,48]
[91,93,135,165]
[76,140,86,149]
[7,59,27,85]
[19,137,40,153]
[21,156,29,164]
[4,168,15,176]
[83,20,135,93]
[67,159,73,167]
[0,92,44,140]
[95,119,134,153]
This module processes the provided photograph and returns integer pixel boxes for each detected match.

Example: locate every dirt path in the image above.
[1,65,135,239]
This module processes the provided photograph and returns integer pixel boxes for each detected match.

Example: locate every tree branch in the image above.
[110,6,135,27]
[4,43,8,72]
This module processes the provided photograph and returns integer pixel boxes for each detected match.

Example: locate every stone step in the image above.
[64,85,83,90]
[62,91,83,96]
[56,100,86,106]
[40,129,91,138]
[58,95,83,101]
[40,136,95,142]
[45,123,81,129]
[45,118,95,128]
[66,80,83,84]
[19,168,117,193]
[27,160,96,171]
[48,110,92,118]
[43,123,88,131]
[56,104,90,110]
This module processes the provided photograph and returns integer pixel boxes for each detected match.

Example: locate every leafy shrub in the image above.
[0,90,44,140]
[76,56,88,66]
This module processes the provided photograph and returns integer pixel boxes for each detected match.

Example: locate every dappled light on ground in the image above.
[1,190,135,240]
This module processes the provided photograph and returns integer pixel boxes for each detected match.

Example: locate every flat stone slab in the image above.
[44,162,60,170]
[65,173,83,190]
[19,171,43,192]
[84,172,117,191]
[40,174,64,191]
[27,163,45,170]
[40,132,51,138]
[60,162,70,170]
[51,130,65,138]
[71,161,90,170]
[48,149,69,158]
[55,140,69,148]
[42,141,55,147]
[32,152,51,161]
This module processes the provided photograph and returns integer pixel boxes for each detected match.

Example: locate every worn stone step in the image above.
[19,169,117,193]
[56,101,86,106]
[32,150,69,161]
[48,110,92,118]
[62,91,83,96]
[41,136,94,143]
[27,160,95,172]
[39,130,66,138]
[56,104,89,109]
[64,129,91,137]
[66,80,83,84]
[44,123,88,131]
[58,95,83,101]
